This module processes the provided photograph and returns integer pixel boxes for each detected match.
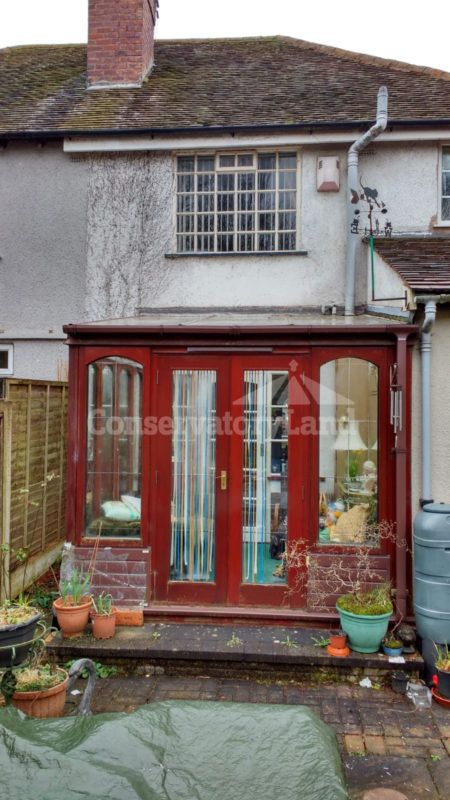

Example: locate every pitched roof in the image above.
[1,37,450,136]
[374,237,450,292]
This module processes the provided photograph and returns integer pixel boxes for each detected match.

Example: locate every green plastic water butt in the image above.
[0,701,347,800]
[414,502,450,643]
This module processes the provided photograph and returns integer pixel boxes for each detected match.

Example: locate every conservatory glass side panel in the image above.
[318,358,378,545]
[242,371,288,585]
[170,370,217,582]
[85,357,142,539]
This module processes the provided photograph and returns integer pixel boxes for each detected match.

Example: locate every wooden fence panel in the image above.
[0,379,67,576]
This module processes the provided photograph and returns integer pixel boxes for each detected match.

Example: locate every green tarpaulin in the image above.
[0,701,347,800]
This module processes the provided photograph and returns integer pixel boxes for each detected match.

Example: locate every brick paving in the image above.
[65,674,450,798]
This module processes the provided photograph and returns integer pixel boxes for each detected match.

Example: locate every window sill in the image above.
[165,250,308,259]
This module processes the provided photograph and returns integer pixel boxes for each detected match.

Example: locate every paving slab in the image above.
[344,755,440,799]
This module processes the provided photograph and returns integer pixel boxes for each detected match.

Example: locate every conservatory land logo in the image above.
[88,361,357,439]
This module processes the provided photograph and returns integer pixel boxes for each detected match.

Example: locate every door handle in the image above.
[220,470,227,490]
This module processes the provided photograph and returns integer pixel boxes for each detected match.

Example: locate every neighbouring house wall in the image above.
[85,141,440,317]
[0,142,89,379]
[411,311,450,515]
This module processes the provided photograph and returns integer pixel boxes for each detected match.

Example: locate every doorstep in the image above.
[47,622,424,681]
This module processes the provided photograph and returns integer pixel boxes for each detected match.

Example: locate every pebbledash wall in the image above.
[84,141,439,317]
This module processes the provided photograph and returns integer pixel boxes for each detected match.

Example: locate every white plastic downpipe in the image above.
[344,86,389,316]
[415,294,450,504]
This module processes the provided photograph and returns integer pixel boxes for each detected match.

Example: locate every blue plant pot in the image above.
[382,644,403,657]
[336,605,392,653]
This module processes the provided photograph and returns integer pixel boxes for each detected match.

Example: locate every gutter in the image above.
[2,116,450,143]
[344,87,388,316]
[415,293,450,505]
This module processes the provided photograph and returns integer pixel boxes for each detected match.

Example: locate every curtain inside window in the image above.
[170,370,216,581]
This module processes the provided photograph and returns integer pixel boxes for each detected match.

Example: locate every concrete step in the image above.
[47,622,424,683]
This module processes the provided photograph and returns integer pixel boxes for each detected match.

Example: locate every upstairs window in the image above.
[176,152,298,254]
[441,147,450,222]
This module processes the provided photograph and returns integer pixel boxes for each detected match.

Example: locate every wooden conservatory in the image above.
[64,312,417,621]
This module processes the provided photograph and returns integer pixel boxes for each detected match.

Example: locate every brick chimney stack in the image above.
[88,0,159,89]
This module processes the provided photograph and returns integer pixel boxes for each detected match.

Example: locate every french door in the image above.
[152,354,306,605]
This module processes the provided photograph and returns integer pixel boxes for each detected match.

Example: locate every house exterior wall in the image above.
[411,311,450,512]
[84,141,440,317]
[0,142,89,380]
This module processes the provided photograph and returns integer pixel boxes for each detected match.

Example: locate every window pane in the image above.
[258,232,275,251]
[258,172,276,191]
[177,174,194,192]
[238,192,255,211]
[218,173,235,191]
[177,194,194,213]
[197,234,214,251]
[238,213,254,231]
[197,173,215,192]
[279,153,297,169]
[279,211,296,231]
[238,233,255,251]
[258,153,276,170]
[279,191,296,210]
[171,370,217,581]
[177,215,194,233]
[442,172,450,196]
[178,156,194,173]
[177,234,194,252]
[238,172,255,191]
[258,192,276,210]
[197,156,215,172]
[442,198,450,220]
[442,148,450,170]
[279,171,297,190]
[259,212,276,231]
[238,154,254,167]
[85,357,142,540]
[218,214,234,232]
[198,214,214,232]
[278,232,296,251]
[217,234,234,251]
[217,193,234,212]
[197,194,214,212]
[318,359,378,545]
[242,371,289,585]
[219,154,235,167]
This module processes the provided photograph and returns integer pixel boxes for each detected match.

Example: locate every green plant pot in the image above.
[336,605,392,653]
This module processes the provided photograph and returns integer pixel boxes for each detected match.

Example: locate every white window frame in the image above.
[0,344,13,376]
[173,149,301,254]
[438,144,450,227]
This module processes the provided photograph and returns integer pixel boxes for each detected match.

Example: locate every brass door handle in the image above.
[220,470,227,490]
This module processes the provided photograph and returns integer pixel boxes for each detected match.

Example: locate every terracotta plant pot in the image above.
[12,669,68,718]
[329,631,347,650]
[53,596,92,638]
[90,608,117,640]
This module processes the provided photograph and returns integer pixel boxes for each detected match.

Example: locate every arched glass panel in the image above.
[85,356,143,539]
[318,358,378,545]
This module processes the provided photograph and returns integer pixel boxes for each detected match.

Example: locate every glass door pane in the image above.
[242,371,288,585]
[170,370,217,581]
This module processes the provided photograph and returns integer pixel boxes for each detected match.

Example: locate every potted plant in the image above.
[11,663,68,718]
[434,643,450,699]
[53,568,92,638]
[0,595,41,668]
[336,584,393,654]
[382,634,403,656]
[90,592,117,639]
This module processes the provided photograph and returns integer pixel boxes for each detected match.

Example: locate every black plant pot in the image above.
[391,670,409,694]
[436,668,450,700]
[0,612,42,668]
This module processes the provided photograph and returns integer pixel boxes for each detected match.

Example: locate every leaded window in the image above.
[176,152,298,253]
